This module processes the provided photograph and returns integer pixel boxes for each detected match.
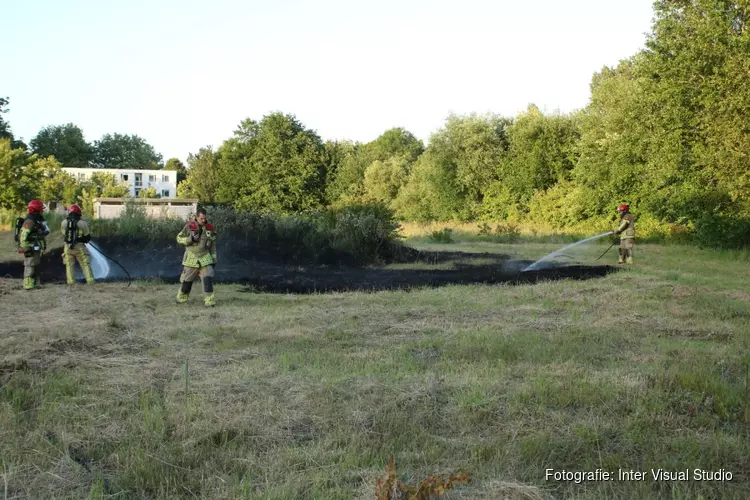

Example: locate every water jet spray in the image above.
[522,232,614,272]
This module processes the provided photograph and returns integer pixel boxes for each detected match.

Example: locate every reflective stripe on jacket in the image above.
[617,213,635,240]
[176,223,217,267]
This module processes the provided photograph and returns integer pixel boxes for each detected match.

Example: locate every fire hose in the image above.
[596,241,616,261]
[85,242,132,287]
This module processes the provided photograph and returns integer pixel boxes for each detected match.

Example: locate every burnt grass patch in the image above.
[0,235,619,294]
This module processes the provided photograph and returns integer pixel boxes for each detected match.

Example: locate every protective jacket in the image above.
[62,216,92,247]
[18,214,49,253]
[176,223,217,268]
[61,215,95,284]
[615,213,635,240]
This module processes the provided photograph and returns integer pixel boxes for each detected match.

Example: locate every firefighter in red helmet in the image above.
[61,204,95,285]
[613,204,635,264]
[17,200,50,289]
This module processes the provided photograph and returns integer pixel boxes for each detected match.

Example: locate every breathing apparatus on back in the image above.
[64,204,89,248]
[64,217,79,248]
[13,217,25,246]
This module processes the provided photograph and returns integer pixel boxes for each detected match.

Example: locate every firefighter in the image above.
[175,208,217,307]
[61,204,95,285]
[17,200,50,290]
[613,203,635,264]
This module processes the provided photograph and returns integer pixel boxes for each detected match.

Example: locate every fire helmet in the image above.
[68,204,82,215]
[618,204,629,212]
[27,200,44,214]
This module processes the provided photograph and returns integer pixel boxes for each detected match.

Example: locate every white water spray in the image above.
[522,231,614,272]
[86,243,111,279]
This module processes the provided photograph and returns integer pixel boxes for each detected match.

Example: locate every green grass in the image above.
[1,232,749,499]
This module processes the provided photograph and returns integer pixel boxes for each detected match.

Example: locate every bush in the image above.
[83,202,403,266]
[324,203,403,263]
[693,215,750,249]
[428,228,454,243]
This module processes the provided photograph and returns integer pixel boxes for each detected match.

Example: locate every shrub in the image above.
[83,202,403,266]
[428,228,454,244]
[693,215,750,249]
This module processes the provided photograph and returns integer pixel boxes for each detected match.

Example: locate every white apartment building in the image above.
[61,167,179,198]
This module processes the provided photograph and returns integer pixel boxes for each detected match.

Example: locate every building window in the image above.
[148,175,156,182]
[121,174,129,181]
[134,188,141,197]
[162,175,169,182]
[135,173,142,187]
[162,189,170,198]
[78,173,87,181]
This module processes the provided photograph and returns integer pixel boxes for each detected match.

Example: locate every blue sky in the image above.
[3,0,656,163]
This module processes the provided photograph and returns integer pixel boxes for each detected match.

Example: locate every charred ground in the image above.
[0,235,618,293]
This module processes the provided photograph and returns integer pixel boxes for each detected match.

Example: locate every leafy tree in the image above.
[85,171,130,198]
[482,105,581,220]
[571,60,652,221]
[138,186,158,198]
[363,155,410,206]
[0,97,27,150]
[93,133,164,170]
[395,113,510,221]
[38,157,76,204]
[178,146,220,201]
[326,128,425,207]
[325,142,371,204]
[0,139,39,209]
[367,127,424,163]
[637,0,750,220]
[165,157,188,184]
[30,123,93,168]
[72,171,131,214]
[0,97,12,142]
[215,113,328,213]
[0,139,72,209]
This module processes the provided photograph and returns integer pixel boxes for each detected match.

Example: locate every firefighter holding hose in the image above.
[61,204,96,285]
[175,208,217,307]
[613,203,635,264]
[16,200,50,290]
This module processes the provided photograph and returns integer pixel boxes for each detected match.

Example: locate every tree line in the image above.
[0,104,187,212]
[2,0,749,246]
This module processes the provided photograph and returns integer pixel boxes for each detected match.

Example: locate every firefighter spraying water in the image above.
[522,231,615,272]
[64,205,127,283]
[61,204,96,285]
[613,204,635,264]
[522,203,636,272]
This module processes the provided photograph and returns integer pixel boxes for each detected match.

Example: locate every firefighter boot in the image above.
[203,277,215,307]
[23,277,36,290]
[176,281,193,303]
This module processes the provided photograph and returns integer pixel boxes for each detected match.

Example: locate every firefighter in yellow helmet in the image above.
[175,208,217,307]
[61,204,95,285]
[613,203,635,264]
[17,200,50,290]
